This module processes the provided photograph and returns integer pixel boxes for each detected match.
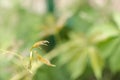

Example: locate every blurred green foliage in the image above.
[0,0,120,80]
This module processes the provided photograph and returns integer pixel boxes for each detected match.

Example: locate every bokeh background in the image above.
[0,0,120,80]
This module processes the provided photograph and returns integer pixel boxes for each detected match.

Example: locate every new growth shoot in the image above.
[28,40,56,70]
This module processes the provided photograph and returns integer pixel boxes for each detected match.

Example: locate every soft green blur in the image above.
[0,0,120,80]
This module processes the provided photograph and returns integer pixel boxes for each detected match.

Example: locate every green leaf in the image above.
[88,46,104,80]
[67,49,87,79]
[58,48,80,66]
[113,12,120,30]
[97,37,119,59]
[109,39,120,72]
[33,65,70,80]
[88,22,119,44]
